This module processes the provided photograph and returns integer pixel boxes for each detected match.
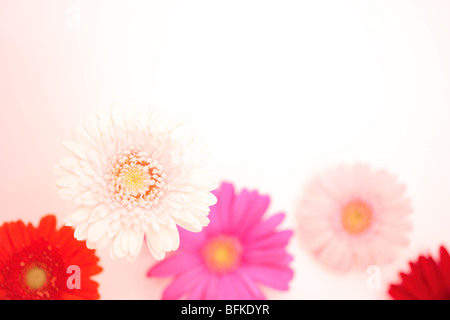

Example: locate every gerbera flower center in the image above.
[108,148,166,208]
[25,266,47,290]
[202,236,242,274]
[341,200,373,234]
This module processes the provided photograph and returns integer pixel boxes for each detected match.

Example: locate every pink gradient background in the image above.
[1,0,450,299]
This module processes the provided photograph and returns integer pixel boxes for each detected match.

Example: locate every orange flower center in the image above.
[108,149,166,208]
[25,266,47,290]
[341,200,373,234]
[202,236,242,273]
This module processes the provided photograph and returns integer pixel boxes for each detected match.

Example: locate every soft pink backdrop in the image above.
[1,0,450,299]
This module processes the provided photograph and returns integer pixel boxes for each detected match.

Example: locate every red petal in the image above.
[419,255,447,299]
[400,268,434,300]
[38,215,57,240]
[439,246,450,292]
[388,284,414,300]
[5,221,28,251]
[0,225,13,259]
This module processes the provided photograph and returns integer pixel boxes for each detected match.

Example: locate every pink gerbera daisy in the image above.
[298,163,412,272]
[147,182,294,300]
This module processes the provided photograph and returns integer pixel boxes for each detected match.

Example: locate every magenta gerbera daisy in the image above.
[147,182,294,300]
[298,163,412,272]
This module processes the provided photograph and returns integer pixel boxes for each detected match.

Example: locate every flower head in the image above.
[298,163,412,272]
[147,182,294,300]
[389,245,450,300]
[54,106,217,260]
[0,215,102,300]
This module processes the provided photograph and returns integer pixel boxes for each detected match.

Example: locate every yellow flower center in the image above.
[25,266,47,290]
[123,167,145,191]
[108,148,166,208]
[203,236,241,273]
[341,200,373,234]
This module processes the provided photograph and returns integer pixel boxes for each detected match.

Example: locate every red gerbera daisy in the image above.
[389,245,450,300]
[0,215,102,300]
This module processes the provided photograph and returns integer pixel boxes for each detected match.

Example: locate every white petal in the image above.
[62,140,88,160]
[59,157,80,171]
[81,191,100,206]
[145,233,166,260]
[57,188,79,200]
[87,218,109,243]
[55,174,79,188]
[92,204,110,218]
[111,230,126,259]
[127,228,144,257]
[99,235,113,249]
[73,220,90,240]
[65,206,94,225]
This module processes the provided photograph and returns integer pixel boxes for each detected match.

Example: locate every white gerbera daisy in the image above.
[54,105,217,260]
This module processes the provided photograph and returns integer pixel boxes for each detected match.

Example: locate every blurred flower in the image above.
[389,245,450,300]
[54,106,217,260]
[298,163,412,272]
[147,182,294,300]
[0,215,102,300]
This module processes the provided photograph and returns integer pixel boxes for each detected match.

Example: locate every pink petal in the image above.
[317,241,352,272]
[236,193,270,236]
[203,274,219,300]
[217,274,236,300]
[242,213,285,242]
[234,269,266,299]
[368,238,395,265]
[204,183,235,235]
[228,190,258,232]
[353,245,372,269]
[147,252,202,277]
[179,227,207,252]
[300,228,334,252]
[377,224,410,246]
[162,265,207,300]
[202,205,223,236]
[187,274,211,300]
[246,230,293,250]
[243,247,293,266]
[317,165,352,201]
[217,182,235,232]
[239,264,293,291]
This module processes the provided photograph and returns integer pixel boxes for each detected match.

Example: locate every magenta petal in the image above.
[240,264,293,291]
[217,182,235,232]
[237,193,270,236]
[234,268,266,299]
[246,230,293,250]
[147,252,202,277]
[216,275,234,300]
[187,274,210,300]
[162,265,207,300]
[243,247,293,266]
[206,183,235,235]
[179,227,207,251]
[229,189,257,231]
[242,213,286,242]
[203,274,219,300]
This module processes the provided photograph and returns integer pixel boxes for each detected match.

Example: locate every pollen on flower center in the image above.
[107,149,166,208]
[25,266,47,290]
[123,167,146,191]
[341,200,373,234]
[202,236,242,274]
